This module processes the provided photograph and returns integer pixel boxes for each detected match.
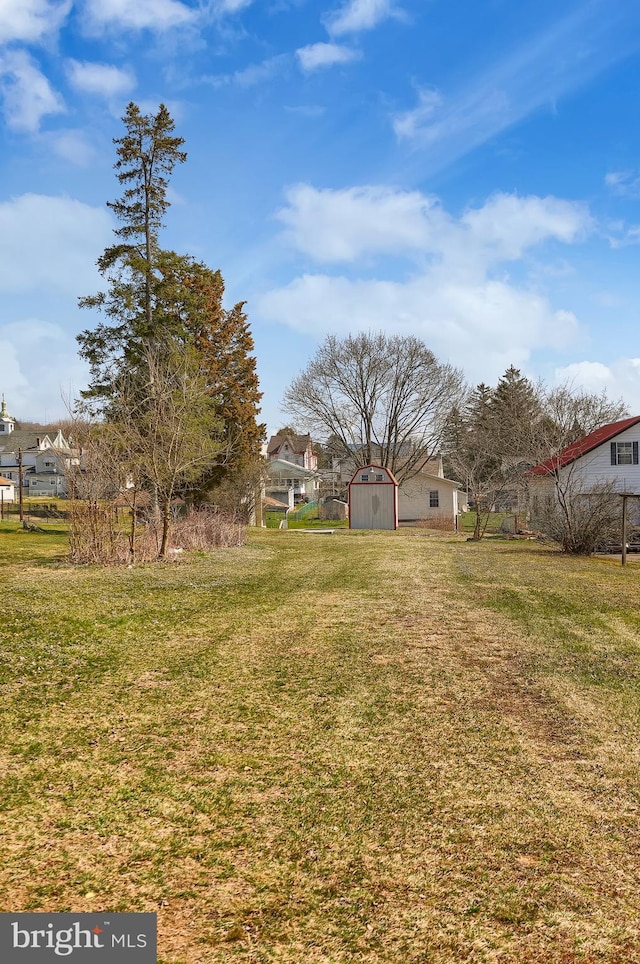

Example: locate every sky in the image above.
[3,0,640,434]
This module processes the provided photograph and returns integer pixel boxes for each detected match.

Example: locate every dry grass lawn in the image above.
[1,522,640,962]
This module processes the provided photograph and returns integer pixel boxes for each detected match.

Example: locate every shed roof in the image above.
[348,463,399,486]
[528,416,640,476]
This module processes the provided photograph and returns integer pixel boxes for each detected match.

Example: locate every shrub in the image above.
[534,483,622,555]
[170,507,246,550]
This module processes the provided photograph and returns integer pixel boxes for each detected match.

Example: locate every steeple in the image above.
[0,395,15,434]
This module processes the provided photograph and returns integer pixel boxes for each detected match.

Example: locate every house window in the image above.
[375,474,384,481]
[361,473,369,481]
[611,441,639,466]
[429,490,439,508]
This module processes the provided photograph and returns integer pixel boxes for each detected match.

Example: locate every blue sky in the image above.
[3,0,640,433]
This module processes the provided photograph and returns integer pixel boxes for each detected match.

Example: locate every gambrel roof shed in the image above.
[348,464,398,530]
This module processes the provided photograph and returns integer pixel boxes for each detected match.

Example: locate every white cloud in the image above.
[0,319,89,422]
[65,60,136,98]
[83,0,196,32]
[296,42,361,72]
[605,221,640,249]
[554,359,640,412]
[46,129,97,166]
[0,50,64,133]
[0,194,113,421]
[605,170,640,199]
[260,184,590,384]
[213,0,253,11]
[0,0,71,44]
[462,193,592,260]
[208,54,289,89]
[326,0,400,36]
[277,184,591,265]
[392,88,443,141]
[259,273,578,386]
[278,184,447,261]
[0,194,113,294]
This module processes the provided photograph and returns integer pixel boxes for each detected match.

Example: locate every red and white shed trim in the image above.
[348,464,398,530]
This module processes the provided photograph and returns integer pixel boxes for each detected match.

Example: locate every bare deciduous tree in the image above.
[443,371,627,547]
[526,384,628,554]
[111,346,224,557]
[283,332,464,484]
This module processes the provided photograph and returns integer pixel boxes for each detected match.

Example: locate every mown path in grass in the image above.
[1,527,640,962]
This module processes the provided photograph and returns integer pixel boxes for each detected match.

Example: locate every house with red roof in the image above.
[528,416,640,511]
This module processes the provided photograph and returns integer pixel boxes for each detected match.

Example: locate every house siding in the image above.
[559,424,640,491]
[397,473,459,524]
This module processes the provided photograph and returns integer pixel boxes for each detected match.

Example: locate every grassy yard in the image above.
[1,522,640,962]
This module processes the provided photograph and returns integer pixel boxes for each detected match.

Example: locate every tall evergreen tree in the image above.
[491,366,540,454]
[77,102,187,402]
[76,103,264,511]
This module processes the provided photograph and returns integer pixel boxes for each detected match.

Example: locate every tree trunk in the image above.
[128,488,137,564]
[159,497,171,558]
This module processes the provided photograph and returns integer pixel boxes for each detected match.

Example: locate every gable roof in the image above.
[408,471,461,490]
[0,431,54,454]
[528,416,640,476]
[267,433,312,456]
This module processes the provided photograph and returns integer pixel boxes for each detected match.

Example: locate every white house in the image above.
[397,458,461,527]
[264,457,320,506]
[0,397,78,496]
[528,416,640,515]
[0,476,15,503]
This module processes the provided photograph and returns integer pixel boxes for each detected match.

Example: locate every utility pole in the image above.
[621,493,630,567]
[18,448,24,522]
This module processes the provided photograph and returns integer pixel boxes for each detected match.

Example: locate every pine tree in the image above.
[491,366,540,453]
[77,102,187,403]
[76,103,264,520]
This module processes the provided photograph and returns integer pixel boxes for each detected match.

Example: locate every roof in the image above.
[266,457,318,479]
[0,431,50,454]
[262,495,289,509]
[348,463,399,486]
[528,416,640,476]
[0,476,13,485]
[267,433,313,456]
[408,470,461,490]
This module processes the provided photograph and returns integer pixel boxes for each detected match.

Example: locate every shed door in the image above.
[350,484,395,529]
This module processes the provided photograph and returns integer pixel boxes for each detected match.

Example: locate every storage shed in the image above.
[348,464,398,530]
